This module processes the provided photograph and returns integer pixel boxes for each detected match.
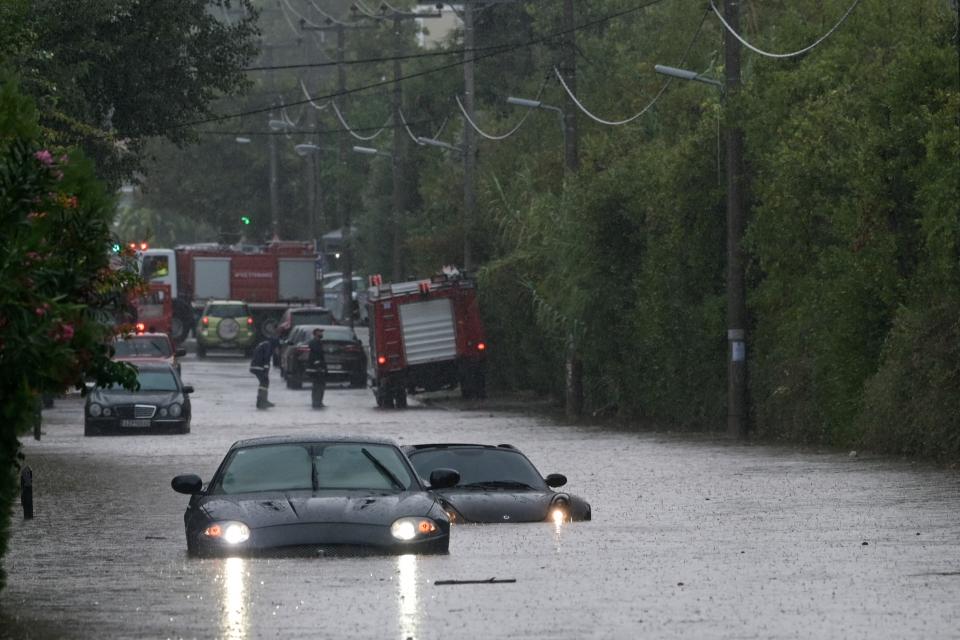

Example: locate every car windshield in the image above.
[408,448,546,489]
[292,311,335,325]
[104,368,179,392]
[206,304,246,318]
[215,443,416,494]
[114,337,172,358]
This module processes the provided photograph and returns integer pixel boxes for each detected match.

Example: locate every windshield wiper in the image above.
[360,448,405,491]
[459,480,537,490]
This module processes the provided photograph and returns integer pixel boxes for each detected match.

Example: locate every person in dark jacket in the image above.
[249,338,278,409]
[307,328,327,407]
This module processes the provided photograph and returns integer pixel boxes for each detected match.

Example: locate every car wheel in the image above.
[196,343,207,359]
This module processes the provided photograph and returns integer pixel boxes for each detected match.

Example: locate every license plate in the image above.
[121,419,151,428]
[327,364,342,371]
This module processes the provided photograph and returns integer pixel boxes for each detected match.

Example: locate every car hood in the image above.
[89,389,181,405]
[434,489,556,523]
[199,491,437,528]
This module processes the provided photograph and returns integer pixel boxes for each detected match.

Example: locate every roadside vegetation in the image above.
[0,0,956,589]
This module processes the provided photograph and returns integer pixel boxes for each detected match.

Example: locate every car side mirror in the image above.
[171,474,203,494]
[182,385,194,394]
[545,473,567,488]
[428,468,460,489]
[175,348,187,357]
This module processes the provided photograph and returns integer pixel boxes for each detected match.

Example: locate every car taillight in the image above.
[296,346,310,353]
[377,355,387,366]
[477,342,486,351]
[135,322,146,333]
[202,316,209,326]
[344,344,361,352]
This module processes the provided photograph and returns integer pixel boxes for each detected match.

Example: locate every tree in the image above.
[0,74,141,590]
[3,0,260,185]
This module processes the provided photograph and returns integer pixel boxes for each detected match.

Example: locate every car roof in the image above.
[290,306,333,313]
[230,435,400,450]
[116,332,171,340]
[403,443,520,454]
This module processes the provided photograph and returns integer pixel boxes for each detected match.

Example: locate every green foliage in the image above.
[0,73,140,590]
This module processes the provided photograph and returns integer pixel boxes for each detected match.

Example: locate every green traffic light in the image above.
[111,243,121,253]
[241,215,251,225]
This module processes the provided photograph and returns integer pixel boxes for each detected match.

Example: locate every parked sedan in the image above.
[275,306,338,339]
[112,332,186,375]
[84,362,193,436]
[281,324,367,389]
[403,443,592,524]
[171,436,459,557]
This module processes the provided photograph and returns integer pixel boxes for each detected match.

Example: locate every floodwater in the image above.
[2,350,959,639]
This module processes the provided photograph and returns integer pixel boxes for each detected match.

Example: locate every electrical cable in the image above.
[709,0,863,59]
[197,116,441,138]
[299,78,331,111]
[554,7,710,127]
[455,76,548,141]
[243,42,514,72]
[278,0,308,38]
[332,101,391,140]
[398,108,426,144]
[281,0,323,29]
[177,0,672,128]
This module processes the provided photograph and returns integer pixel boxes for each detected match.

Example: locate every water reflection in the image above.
[221,557,250,640]
[396,554,420,639]
[552,511,566,552]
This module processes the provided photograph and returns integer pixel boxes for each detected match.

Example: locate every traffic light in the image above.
[240,215,251,225]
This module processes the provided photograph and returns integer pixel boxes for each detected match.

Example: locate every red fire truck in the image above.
[130,283,173,335]
[367,269,487,408]
[138,242,319,343]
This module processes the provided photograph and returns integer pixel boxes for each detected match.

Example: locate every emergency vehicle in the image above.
[367,269,487,408]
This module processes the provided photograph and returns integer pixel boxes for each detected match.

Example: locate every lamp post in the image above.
[655,37,747,440]
[507,94,583,419]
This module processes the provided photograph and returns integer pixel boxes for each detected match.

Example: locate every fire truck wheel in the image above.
[375,387,392,408]
[394,388,407,409]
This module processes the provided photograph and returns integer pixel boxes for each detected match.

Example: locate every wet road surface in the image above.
[2,350,960,639]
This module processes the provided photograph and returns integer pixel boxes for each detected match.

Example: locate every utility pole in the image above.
[376,6,438,281]
[461,2,477,272]
[561,0,582,419]
[724,0,747,438]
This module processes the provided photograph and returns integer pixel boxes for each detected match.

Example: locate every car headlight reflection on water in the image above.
[390,517,439,541]
[203,521,250,544]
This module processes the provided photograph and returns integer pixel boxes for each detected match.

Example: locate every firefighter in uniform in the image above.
[249,338,278,409]
[307,328,327,407]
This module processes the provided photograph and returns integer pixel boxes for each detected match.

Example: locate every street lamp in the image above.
[654,64,723,89]
[506,96,567,160]
[352,145,391,157]
[416,136,463,153]
[655,61,746,438]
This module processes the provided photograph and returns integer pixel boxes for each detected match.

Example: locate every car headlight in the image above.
[168,403,182,418]
[390,517,439,541]
[549,496,570,524]
[203,521,250,544]
[88,403,102,417]
[159,407,168,417]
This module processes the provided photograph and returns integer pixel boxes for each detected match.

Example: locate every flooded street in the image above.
[2,351,959,639]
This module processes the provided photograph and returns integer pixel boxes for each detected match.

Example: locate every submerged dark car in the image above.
[84,362,193,436]
[404,444,592,524]
[172,436,459,557]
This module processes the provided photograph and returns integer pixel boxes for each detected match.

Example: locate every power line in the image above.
[709,0,863,59]
[242,42,514,72]
[554,7,710,127]
[176,0,672,129]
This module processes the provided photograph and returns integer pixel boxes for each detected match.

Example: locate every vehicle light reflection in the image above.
[396,554,420,639]
[220,557,249,640]
[552,510,566,552]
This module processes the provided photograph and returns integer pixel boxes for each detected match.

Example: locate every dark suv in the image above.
[280,324,366,389]
[276,306,338,339]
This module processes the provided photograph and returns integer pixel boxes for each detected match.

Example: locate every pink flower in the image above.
[57,323,75,342]
[34,150,54,166]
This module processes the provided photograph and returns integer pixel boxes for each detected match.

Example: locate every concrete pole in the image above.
[337,24,355,328]
[724,0,747,438]
[562,0,582,419]
[462,1,477,272]
[391,15,405,281]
